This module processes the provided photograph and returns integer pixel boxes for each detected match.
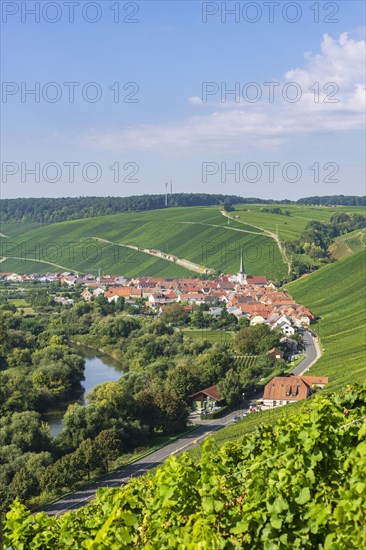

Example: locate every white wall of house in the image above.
[250,315,266,326]
[262,399,293,409]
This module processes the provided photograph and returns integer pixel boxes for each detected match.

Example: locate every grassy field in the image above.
[1,204,364,278]
[181,329,235,343]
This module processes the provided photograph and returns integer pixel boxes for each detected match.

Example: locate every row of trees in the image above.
[259,207,291,216]
[0,194,267,224]
[297,194,365,206]
[2,194,363,225]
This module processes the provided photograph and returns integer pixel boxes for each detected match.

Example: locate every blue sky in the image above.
[1,0,365,199]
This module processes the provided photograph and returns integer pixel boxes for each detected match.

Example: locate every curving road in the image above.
[40,331,321,517]
[40,411,241,517]
[291,330,322,376]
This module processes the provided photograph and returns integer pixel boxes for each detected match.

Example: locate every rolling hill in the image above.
[287,250,366,391]
[329,227,366,260]
[1,204,364,280]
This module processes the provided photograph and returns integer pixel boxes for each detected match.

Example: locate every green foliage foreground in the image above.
[4,383,366,549]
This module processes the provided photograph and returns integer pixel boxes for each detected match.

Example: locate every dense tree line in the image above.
[286,212,366,277]
[0,194,270,224]
[1,194,363,225]
[0,313,85,413]
[297,195,366,206]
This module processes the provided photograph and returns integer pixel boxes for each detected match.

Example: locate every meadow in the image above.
[181,329,235,343]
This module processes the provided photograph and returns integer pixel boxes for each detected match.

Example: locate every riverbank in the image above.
[43,350,125,437]
[69,340,124,365]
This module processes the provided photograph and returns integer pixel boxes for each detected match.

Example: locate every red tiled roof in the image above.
[300,376,329,386]
[105,287,142,298]
[246,275,268,285]
[263,377,309,402]
[263,376,328,402]
[191,384,223,401]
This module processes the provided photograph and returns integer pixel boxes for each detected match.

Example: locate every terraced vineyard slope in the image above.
[329,227,366,260]
[287,250,366,390]
[1,204,364,279]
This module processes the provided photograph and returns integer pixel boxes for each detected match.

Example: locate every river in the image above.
[43,348,124,437]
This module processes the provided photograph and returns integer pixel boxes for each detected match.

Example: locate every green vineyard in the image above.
[5,383,366,549]
[234,355,258,369]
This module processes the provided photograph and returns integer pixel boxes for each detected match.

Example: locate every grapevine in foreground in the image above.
[4,383,366,549]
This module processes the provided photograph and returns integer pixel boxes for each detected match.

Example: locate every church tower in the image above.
[237,250,247,285]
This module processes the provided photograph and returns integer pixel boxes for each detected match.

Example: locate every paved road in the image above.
[290,330,321,376]
[40,331,320,517]
[41,409,242,516]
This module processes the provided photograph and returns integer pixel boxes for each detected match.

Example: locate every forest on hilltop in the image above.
[1,194,364,224]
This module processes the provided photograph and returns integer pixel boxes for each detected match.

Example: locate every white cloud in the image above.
[80,33,365,153]
[188,96,203,105]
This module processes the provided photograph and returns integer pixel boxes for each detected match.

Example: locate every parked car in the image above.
[232,416,240,423]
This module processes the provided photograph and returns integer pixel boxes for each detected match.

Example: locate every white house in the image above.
[54,296,74,306]
[6,273,22,282]
[227,306,243,318]
[250,315,266,326]
[268,314,295,335]
[93,288,105,297]
[203,307,223,319]
[277,321,295,336]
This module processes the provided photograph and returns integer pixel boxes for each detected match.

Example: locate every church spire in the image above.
[237,250,247,285]
[239,250,244,274]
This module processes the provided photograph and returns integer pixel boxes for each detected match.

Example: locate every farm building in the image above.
[190,385,225,412]
[262,376,329,409]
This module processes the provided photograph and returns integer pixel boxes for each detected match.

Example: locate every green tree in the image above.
[161,303,188,326]
[218,369,242,407]
[154,391,189,434]
[94,430,122,472]
[190,309,209,328]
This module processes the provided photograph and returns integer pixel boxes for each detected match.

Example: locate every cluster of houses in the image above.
[80,253,314,335]
[0,254,314,336]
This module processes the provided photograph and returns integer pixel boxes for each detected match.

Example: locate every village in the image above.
[0,253,327,412]
[0,253,314,331]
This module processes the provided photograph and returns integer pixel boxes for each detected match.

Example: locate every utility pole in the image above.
[165,181,168,207]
